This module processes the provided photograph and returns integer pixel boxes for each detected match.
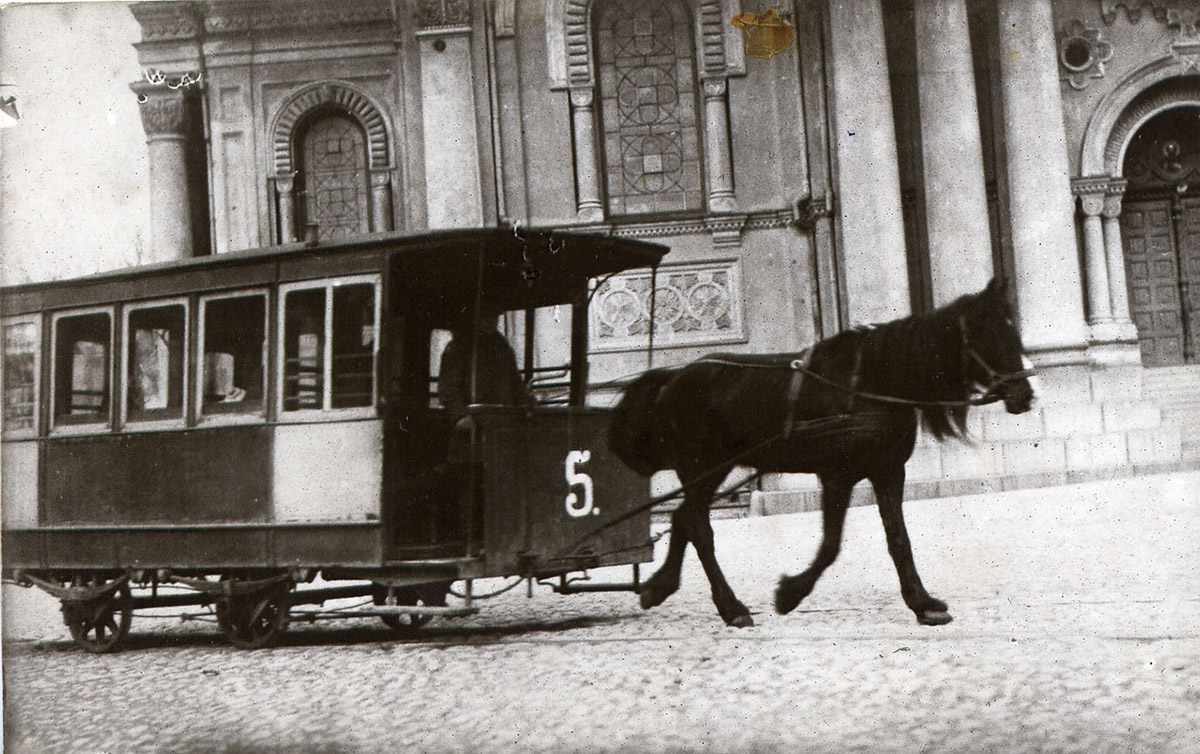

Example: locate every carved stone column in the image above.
[275,173,297,244]
[827,0,910,323]
[702,78,737,213]
[370,170,394,232]
[1074,179,1114,324]
[570,86,604,223]
[914,0,993,304]
[996,0,1088,364]
[1102,181,1138,338]
[131,81,195,262]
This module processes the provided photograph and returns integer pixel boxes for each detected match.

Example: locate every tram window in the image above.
[281,277,378,413]
[200,293,266,417]
[53,311,111,427]
[331,283,376,408]
[125,303,186,423]
[283,288,326,411]
[2,319,40,436]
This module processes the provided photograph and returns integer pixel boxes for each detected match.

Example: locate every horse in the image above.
[608,278,1036,628]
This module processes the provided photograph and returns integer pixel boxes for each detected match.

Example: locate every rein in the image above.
[698,315,1035,410]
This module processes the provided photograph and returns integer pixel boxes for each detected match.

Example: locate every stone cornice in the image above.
[131,2,202,42]
[132,0,397,41]
[548,207,795,243]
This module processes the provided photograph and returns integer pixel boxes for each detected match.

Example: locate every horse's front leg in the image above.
[776,474,853,615]
[681,480,753,627]
[871,465,952,626]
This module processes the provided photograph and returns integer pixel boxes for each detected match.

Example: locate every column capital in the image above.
[568,86,594,109]
[131,80,195,138]
[1103,178,1128,218]
[275,172,297,193]
[702,77,728,98]
[1071,176,1110,216]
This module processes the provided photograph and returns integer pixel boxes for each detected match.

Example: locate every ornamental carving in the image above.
[198,0,394,35]
[132,85,190,136]
[591,260,745,351]
[1058,19,1114,90]
[1101,0,1200,69]
[1101,0,1200,37]
[416,0,471,29]
[1123,109,1200,192]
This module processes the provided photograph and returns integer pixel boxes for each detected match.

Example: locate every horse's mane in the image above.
[820,289,992,440]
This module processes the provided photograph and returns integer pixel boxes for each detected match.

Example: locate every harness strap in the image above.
[847,341,864,411]
[783,348,811,439]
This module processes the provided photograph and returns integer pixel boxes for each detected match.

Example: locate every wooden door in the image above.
[1121,198,1195,366]
[1180,197,1200,361]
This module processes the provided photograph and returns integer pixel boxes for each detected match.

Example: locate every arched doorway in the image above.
[1119,106,1200,366]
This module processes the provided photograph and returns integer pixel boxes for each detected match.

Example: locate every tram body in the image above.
[1,228,666,650]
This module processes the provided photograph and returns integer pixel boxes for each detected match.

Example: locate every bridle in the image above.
[957,315,1037,406]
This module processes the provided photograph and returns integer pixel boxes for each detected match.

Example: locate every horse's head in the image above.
[960,279,1036,414]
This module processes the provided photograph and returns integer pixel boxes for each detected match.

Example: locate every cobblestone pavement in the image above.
[3,472,1198,754]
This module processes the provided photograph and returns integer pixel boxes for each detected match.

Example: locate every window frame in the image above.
[276,274,381,422]
[195,288,270,426]
[120,296,190,432]
[49,305,115,436]
[2,314,43,441]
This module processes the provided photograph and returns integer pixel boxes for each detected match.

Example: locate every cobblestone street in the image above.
[4,472,1198,754]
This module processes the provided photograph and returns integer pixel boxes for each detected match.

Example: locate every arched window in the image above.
[595,0,704,216]
[295,111,370,240]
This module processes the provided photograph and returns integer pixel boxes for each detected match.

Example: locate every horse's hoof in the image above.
[639,584,671,610]
[917,610,953,626]
[774,581,806,615]
[726,614,754,628]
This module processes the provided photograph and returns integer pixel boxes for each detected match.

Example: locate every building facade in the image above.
[4,0,1198,506]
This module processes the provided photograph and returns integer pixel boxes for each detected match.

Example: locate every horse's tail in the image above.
[608,368,677,477]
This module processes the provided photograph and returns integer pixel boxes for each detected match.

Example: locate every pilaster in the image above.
[416,6,483,229]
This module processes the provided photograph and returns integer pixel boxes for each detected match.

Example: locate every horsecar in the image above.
[1,227,667,651]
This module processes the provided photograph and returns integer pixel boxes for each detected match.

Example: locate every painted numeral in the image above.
[564,450,597,517]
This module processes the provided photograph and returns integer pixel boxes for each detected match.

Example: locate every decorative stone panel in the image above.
[1058,19,1114,90]
[591,259,746,351]
[416,0,472,30]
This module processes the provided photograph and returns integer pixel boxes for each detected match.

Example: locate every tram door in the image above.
[1121,196,1200,366]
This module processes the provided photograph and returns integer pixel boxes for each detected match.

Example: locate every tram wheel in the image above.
[217,586,291,650]
[64,584,133,654]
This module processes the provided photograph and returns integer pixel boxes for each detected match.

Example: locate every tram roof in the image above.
[0,227,668,316]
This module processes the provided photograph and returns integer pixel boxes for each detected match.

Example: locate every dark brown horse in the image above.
[608,279,1035,627]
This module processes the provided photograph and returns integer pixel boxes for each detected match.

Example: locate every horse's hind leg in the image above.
[639,510,689,610]
[871,465,952,626]
[775,474,854,615]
